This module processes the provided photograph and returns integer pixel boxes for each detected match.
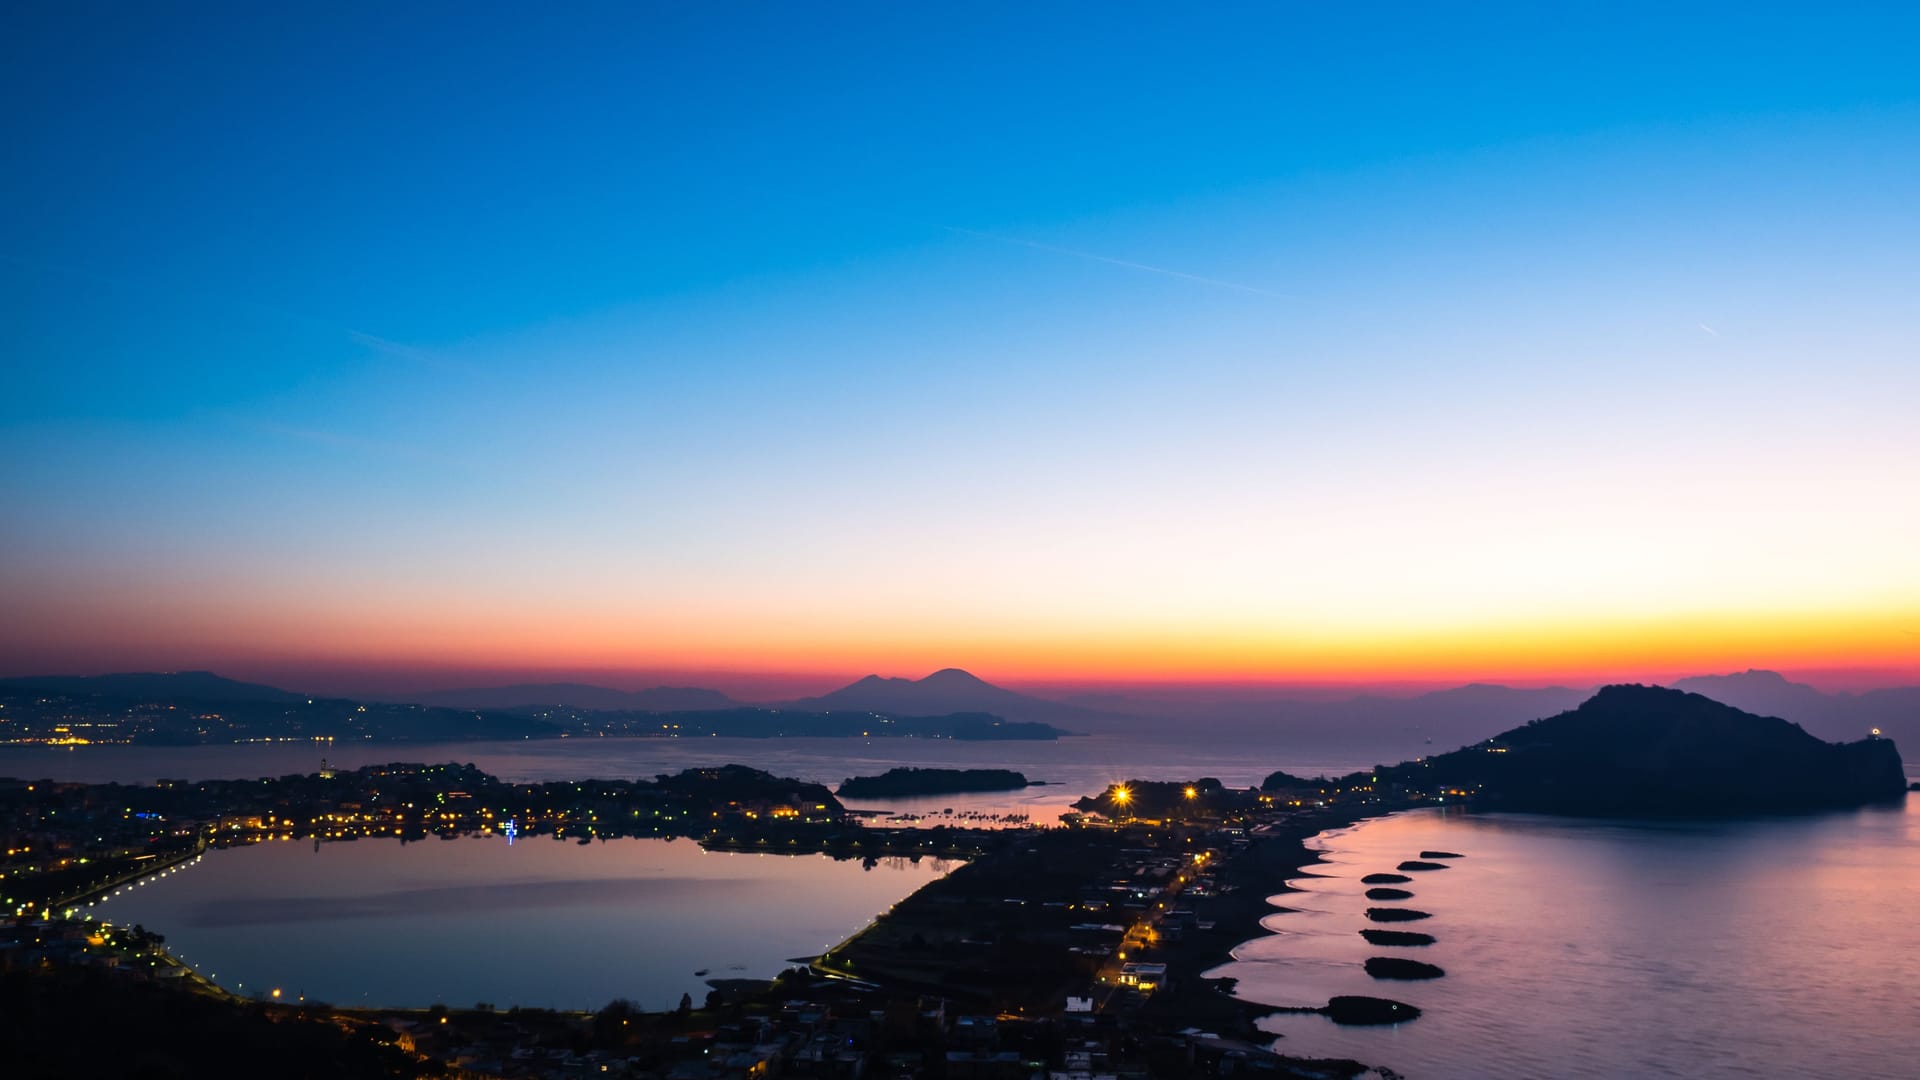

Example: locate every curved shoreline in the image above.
[1142,807,1413,1038]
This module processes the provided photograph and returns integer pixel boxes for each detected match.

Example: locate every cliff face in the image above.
[1381,684,1908,815]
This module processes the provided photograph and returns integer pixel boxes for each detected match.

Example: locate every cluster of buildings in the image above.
[388,979,1315,1080]
[1,760,1419,1079]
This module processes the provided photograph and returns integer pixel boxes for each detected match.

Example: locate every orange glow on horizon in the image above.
[10,600,1916,694]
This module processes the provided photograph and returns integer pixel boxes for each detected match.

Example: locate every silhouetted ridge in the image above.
[0,670,303,703]
[788,668,1104,730]
[1374,684,1906,815]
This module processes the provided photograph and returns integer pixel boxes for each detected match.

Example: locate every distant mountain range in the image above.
[1062,682,1591,744]
[0,670,305,703]
[4,666,1914,758]
[0,671,557,744]
[396,682,740,713]
[1671,669,1919,747]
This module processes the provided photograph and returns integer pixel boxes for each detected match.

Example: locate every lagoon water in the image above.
[1221,800,1920,1079]
[15,733,1374,1010]
[92,834,951,1011]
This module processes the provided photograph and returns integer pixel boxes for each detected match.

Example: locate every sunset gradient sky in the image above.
[5,4,1918,696]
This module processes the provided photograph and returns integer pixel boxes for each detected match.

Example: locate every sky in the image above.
[4,3,1918,697]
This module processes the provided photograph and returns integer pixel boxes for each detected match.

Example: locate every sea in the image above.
[10,734,1918,1076]
[1223,800,1920,1079]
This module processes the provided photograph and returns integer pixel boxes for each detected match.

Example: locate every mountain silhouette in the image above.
[788,668,1106,729]
[0,670,304,703]
[1374,684,1906,814]
[1674,669,1917,747]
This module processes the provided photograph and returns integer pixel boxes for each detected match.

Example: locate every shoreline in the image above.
[1139,805,1404,1061]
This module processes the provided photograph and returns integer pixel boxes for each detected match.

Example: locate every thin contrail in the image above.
[937,224,1296,300]
[1697,323,1719,337]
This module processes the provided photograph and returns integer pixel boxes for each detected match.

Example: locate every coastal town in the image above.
[2,759,1445,1079]
[8,685,1907,1077]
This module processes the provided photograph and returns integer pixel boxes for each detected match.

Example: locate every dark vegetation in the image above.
[1323,996,1421,1025]
[1359,929,1436,947]
[836,768,1035,798]
[1369,684,1908,815]
[1365,908,1432,923]
[1364,957,1445,980]
[1260,768,1335,790]
[1069,778,1230,818]
[0,967,436,1079]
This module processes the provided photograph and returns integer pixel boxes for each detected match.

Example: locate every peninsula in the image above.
[1368,684,1907,815]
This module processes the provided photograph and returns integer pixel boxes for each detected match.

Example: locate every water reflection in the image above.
[1217,801,1920,1079]
[95,835,949,1011]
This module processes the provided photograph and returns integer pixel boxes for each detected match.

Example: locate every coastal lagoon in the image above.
[19,735,1920,1072]
[1221,799,1920,1079]
[90,835,951,1011]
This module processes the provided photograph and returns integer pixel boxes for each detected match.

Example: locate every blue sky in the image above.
[4,3,1918,690]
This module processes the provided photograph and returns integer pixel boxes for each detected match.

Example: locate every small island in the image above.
[1365,907,1433,923]
[1398,860,1449,871]
[1360,929,1436,947]
[1361,872,1412,885]
[1365,887,1414,901]
[1364,957,1445,980]
[836,767,1038,798]
[1324,996,1422,1025]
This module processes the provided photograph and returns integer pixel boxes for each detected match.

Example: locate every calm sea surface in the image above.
[1220,799,1920,1079]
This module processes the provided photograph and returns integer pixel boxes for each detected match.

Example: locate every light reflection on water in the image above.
[1217,800,1920,1079]
[94,835,951,1011]
[0,732,1385,823]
